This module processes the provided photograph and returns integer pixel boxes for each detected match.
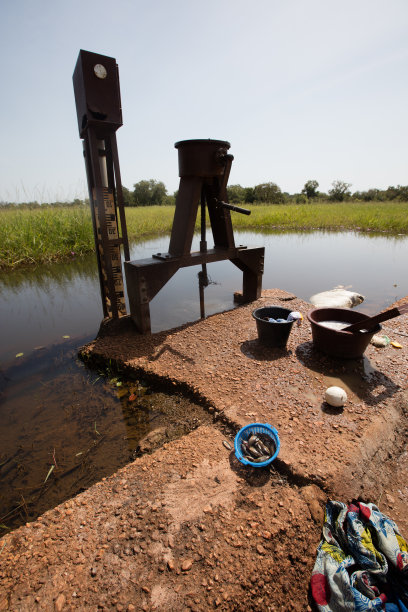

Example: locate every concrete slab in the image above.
[83,289,407,499]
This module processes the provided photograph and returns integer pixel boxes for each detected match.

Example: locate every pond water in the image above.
[0,339,212,530]
[1,229,407,530]
[1,230,407,364]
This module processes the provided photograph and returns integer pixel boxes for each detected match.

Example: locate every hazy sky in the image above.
[1,0,407,202]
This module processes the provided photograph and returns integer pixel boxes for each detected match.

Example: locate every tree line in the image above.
[2,180,407,209]
[122,179,408,206]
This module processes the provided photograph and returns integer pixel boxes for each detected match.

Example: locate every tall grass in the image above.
[229,201,408,233]
[0,205,178,269]
[0,206,94,268]
[124,205,176,237]
[1,201,407,269]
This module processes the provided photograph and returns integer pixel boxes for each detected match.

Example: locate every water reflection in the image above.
[0,256,102,363]
[0,339,211,531]
[1,230,407,364]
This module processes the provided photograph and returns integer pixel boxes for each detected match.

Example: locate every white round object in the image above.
[325,386,347,407]
[94,63,107,79]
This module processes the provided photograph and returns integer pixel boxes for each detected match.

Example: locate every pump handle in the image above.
[217,201,251,216]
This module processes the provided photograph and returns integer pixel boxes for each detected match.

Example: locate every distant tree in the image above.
[295,194,308,204]
[132,179,167,206]
[244,187,255,203]
[396,185,408,200]
[302,180,319,199]
[164,194,176,206]
[384,185,408,201]
[120,186,134,206]
[383,186,399,200]
[329,180,352,202]
[253,182,284,204]
[227,184,245,203]
[352,188,384,202]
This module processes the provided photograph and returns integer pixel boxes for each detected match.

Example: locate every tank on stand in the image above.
[125,138,265,333]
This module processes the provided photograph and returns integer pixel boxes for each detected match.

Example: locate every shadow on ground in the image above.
[296,341,400,406]
[240,338,293,362]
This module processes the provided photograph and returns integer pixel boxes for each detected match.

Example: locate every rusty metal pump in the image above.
[125,138,264,333]
[73,51,264,333]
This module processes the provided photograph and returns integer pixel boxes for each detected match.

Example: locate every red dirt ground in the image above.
[1,289,407,611]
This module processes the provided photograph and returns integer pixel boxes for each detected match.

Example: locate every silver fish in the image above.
[246,444,263,458]
[258,433,276,456]
[250,455,270,463]
[255,439,271,456]
[248,435,271,458]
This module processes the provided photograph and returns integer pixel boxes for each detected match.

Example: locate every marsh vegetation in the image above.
[1,200,408,269]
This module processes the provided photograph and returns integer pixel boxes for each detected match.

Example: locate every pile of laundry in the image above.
[311,501,408,611]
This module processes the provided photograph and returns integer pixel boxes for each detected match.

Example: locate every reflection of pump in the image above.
[73,50,129,320]
[198,265,209,319]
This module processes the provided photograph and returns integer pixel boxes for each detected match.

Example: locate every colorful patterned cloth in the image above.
[311,501,408,611]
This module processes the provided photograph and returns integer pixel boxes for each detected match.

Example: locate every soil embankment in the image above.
[1,289,407,611]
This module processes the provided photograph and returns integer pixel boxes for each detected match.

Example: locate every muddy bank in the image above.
[1,289,407,611]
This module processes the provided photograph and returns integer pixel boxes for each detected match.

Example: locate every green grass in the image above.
[0,205,94,269]
[1,201,408,269]
[124,205,176,237]
[229,201,408,233]
[0,205,177,269]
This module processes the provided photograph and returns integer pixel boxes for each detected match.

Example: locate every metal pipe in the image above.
[217,201,251,216]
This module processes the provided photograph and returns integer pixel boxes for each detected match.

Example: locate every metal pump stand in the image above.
[73,50,130,320]
[125,139,265,333]
[72,51,264,334]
